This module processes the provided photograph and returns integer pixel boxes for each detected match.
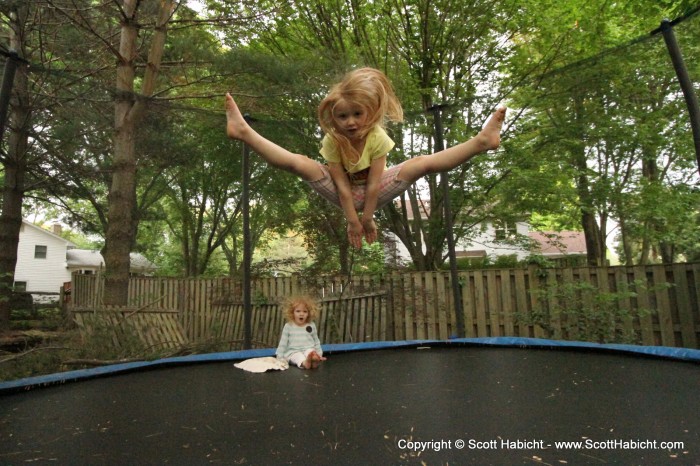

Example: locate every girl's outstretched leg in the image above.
[226,93,323,181]
[396,106,506,184]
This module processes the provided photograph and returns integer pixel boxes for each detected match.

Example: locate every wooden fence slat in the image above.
[425,272,437,340]
[615,267,636,342]
[511,269,527,338]
[437,272,449,339]
[412,273,424,340]
[378,295,386,341]
[543,269,559,340]
[461,271,476,337]
[654,266,675,346]
[474,272,488,337]
[672,264,697,348]
[403,274,413,340]
[633,267,656,345]
[527,268,545,339]
[485,270,500,337]
[500,270,514,337]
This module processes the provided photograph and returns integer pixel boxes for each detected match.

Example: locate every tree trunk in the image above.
[103,119,138,305]
[0,4,30,331]
[103,0,174,305]
[618,216,634,265]
[571,95,605,266]
[659,241,674,264]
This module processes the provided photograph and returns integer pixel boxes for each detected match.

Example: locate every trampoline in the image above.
[1,338,699,465]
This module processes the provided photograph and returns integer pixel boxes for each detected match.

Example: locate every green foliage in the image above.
[505,1,700,264]
[445,254,560,271]
[10,307,64,331]
[7,0,699,285]
[521,279,659,344]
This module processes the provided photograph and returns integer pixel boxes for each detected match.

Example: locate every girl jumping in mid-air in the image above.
[275,295,326,370]
[226,67,506,249]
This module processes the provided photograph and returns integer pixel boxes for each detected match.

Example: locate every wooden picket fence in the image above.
[73,307,187,350]
[68,263,700,350]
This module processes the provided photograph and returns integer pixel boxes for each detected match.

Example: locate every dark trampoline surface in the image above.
[1,345,699,465]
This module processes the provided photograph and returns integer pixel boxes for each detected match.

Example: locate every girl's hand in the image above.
[362,217,378,245]
[347,219,364,249]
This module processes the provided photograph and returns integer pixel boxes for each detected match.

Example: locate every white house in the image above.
[14,220,156,296]
[527,230,587,261]
[455,219,532,260]
[14,220,77,295]
[385,219,531,264]
[384,201,587,266]
[65,249,156,276]
[384,200,532,264]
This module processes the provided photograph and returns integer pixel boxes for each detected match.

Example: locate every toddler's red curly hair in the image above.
[281,295,320,323]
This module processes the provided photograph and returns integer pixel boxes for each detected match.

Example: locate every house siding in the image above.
[14,222,73,293]
[456,221,531,260]
[386,220,531,264]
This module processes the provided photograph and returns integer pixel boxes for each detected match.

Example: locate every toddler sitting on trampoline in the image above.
[226,67,506,249]
[275,295,326,369]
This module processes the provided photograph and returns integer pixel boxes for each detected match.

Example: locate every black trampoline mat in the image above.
[1,346,699,465]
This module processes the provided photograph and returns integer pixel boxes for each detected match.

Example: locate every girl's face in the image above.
[292,304,309,326]
[332,99,368,141]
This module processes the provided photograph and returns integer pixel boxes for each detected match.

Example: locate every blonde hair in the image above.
[318,67,403,162]
[282,295,320,323]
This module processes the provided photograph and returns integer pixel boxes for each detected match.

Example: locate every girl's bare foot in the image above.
[476,106,506,152]
[310,351,321,369]
[304,351,324,369]
[225,93,251,141]
[302,354,312,369]
[303,351,318,369]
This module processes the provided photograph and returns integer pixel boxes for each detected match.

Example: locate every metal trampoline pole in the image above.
[429,104,465,338]
[660,19,700,176]
[242,138,252,349]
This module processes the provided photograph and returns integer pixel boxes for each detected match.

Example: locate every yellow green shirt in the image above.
[319,126,395,174]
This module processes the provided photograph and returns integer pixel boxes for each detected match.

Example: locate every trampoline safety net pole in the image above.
[241,135,252,350]
[660,19,700,176]
[429,104,465,338]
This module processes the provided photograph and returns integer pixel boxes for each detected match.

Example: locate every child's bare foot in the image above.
[303,351,316,369]
[305,351,324,369]
[225,93,251,141]
[476,106,506,151]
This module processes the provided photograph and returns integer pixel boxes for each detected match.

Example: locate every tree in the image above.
[505,0,699,265]
[376,0,514,269]
[0,2,32,329]
[218,0,516,271]
[101,0,176,305]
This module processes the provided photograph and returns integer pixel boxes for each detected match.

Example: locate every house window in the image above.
[34,245,47,259]
[13,281,27,292]
[494,222,517,241]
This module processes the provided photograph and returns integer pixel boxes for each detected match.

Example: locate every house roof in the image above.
[66,249,104,267]
[22,220,77,247]
[528,231,587,256]
[393,199,528,222]
[393,199,431,220]
[66,249,157,273]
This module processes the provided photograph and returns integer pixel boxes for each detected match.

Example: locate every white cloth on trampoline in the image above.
[234,357,289,373]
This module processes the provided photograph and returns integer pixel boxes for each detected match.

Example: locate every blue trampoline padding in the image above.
[1,337,698,394]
